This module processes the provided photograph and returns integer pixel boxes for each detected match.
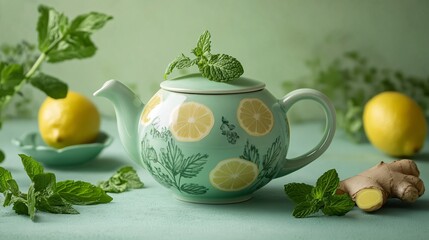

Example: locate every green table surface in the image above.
[1,119,428,240]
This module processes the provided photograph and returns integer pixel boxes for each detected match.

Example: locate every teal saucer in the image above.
[12,131,113,167]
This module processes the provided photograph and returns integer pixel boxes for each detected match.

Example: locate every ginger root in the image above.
[338,159,425,212]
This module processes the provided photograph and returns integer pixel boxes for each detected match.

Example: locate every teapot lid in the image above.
[160,74,265,94]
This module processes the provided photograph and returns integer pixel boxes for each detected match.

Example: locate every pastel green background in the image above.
[1,0,429,118]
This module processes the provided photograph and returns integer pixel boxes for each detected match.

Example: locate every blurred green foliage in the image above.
[283,51,429,143]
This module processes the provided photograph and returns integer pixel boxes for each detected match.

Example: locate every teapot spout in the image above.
[94,80,144,165]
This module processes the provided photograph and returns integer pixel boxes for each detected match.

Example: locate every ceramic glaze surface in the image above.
[138,89,289,202]
[94,75,336,203]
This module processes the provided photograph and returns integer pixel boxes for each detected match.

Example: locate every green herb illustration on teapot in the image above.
[141,133,210,195]
[220,116,240,144]
[240,137,284,190]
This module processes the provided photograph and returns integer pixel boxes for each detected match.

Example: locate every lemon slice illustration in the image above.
[170,102,214,142]
[210,158,258,192]
[237,98,273,136]
[141,94,162,125]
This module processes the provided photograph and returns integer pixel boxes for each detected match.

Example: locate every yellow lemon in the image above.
[38,91,100,149]
[209,158,258,192]
[363,91,427,157]
[170,102,214,142]
[141,94,162,125]
[237,98,273,136]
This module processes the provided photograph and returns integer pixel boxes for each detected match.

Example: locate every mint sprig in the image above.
[164,30,244,82]
[0,154,112,221]
[98,166,144,193]
[284,169,355,218]
[0,5,112,163]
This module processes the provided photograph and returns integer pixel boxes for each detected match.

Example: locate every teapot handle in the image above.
[275,88,336,178]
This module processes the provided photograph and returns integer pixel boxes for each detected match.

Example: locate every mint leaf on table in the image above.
[284,182,314,204]
[0,168,32,216]
[284,169,355,218]
[0,154,112,221]
[322,194,356,216]
[164,30,244,82]
[98,166,144,193]
[12,200,29,215]
[57,180,112,205]
[27,184,36,220]
[312,169,339,199]
[0,167,12,193]
[292,200,320,218]
[19,153,44,181]
[36,193,79,214]
[33,172,56,195]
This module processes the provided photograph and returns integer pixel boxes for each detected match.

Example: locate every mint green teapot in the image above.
[94,74,336,203]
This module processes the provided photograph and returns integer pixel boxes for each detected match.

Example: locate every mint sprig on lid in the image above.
[164,30,244,82]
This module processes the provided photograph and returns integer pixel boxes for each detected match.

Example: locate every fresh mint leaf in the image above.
[199,54,244,82]
[322,194,355,216]
[70,12,113,33]
[285,169,354,218]
[19,154,44,181]
[30,73,68,99]
[0,64,25,90]
[312,169,339,199]
[99,178,127,193]
[115,166,144,189]
[12,200,29,215]
[6,179,20,196]
[33,172,56,195]
[284,183,314,204]
[45,33,97,62]
[2,154,112,219]
[36,193,79,214]
[0,63,25,100]
[164,54,196,79]
[37,5,69,53]
[37,5,112,62]
[177,57,197,70]
[0,166,12,193]
[98,166,144,193]
[192,30,211,57]
[57,180,112,205]
[164,30,243,82]
[3,192,12,207]
[27,184,36,220]
[292,200,320,218]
